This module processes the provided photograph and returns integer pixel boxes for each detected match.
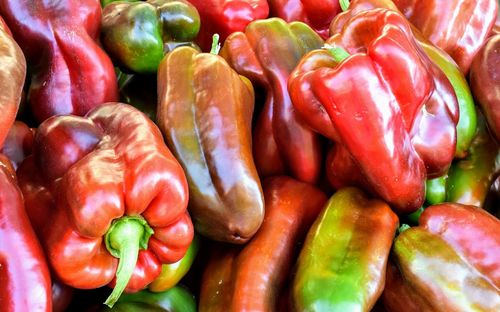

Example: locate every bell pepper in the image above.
[0,0,119,122]
[470,34,500,141]
[0,154,52,312]
[16,103,193,307]
[101,0,200,73]
[199,176,326,312]
[0,17,25,149]
[188,0,269,51]
[331,0,477,158]
[293,187,399,311]
[392,0,498,74]
[291,9,459,212]
[220,18,324,184]
[267,0,340,39]
[0,121,34,170]
[157,39,264,243]
[148,236,199,292]
[101,286,196,312]
[384,203,500,311]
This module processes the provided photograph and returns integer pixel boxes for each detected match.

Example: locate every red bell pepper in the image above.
[0,16,25,148]
[289,9,459,212]
[0,154,52,312]
[0,121,34,170]
[267,0,341,39]
[0,0,119,122]
[17,103,193,307]
[188,0,269,51]
[220,18,324,184]
[392,0,498,74]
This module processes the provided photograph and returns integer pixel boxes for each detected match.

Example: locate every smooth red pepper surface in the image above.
[290,9,458,212]
[0,0,119,122]
[393,0,498,73]
[0,155,52,312]
[17,103,192,302]
[188,0,269,51]
[267,0,341,39]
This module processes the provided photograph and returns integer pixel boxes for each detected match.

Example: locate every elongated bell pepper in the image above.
[199,176,327,312]
[0,154,52,312]
[157,41,264,243]
[293,187,399,311]
[470,34,500,141]
[101,286,196,312]
[330,0,477,158]
[16,103,193,307]
[267,0,340,39]
[0,0,119,122]
[385,203,500,311]
[392,0,498,74]
[291,9,459,212]
[0,121,34,170]
[101,0,200,73]
[221,18,324,184]
[188,0,269,51]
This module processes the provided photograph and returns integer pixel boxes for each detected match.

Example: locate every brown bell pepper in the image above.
[199,176,327,312]
[157,40,264,243]
[220,18,324,184]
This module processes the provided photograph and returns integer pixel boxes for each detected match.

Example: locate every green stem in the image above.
[210,34,221,55]
[104,216,154,308]
[340,0,350,11]
[323,44,350,63]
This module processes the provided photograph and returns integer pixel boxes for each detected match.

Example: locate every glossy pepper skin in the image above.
[0,17,25,148]
[0,0,119,122]
[470,34,500,142]
[157,44,264,244]
[267,0,340,39]
[330,0,476,159]
[101,0,200,73]
[291,9,459,212]
[385,204,500,311]
[293,187,399,312]
[393,0,498,74]
[221,18,324,184]
[199,176,327,312]
[0,155,52,312]
[17,103,193,307]
[188,0,269,51]
[0,121,34,170]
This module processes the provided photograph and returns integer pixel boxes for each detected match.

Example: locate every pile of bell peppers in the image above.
[0,0,499,311]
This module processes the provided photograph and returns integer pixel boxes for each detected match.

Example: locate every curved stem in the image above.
[210,34,221,55]
[323,44,351,63]
[104,216,153,307]
[340,0,350,11]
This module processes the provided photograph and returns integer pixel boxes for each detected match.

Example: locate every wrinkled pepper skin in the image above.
[330,0,477,158]
[0,17,25,148]
[393,0,498,74]
[148,236,199,292]
[199,176,327,312]
[0,155,52,312]
[101,0,200,73]
[188,0,269,51]
[267,0,340,39]
[385,203,500,311]
[0,0,119,122]
[102,286,197,312]
[293,187,399,312]
[291,9,459,212]
[157,45,264,244]
[470,34,500,142]
[221,18,324,184]
[17,103,193,307]
[446,111,500,207]
[0,121,34,170]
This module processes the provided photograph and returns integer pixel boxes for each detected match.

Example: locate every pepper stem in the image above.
[340,0,350,11]
[104,216,154,307]
[210,34,221,55]
[323,44,351,63]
